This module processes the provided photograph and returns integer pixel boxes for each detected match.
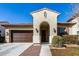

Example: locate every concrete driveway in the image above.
[0,43,33,56]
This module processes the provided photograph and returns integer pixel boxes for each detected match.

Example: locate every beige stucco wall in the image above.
[31,8,59,44]
[5,29,10,42]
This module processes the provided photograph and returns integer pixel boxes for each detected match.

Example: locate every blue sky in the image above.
[0,3,74,24]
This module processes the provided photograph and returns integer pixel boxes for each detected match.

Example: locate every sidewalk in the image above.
[40,44,52,56]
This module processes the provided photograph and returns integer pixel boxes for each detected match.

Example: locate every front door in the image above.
[40,22,50,43]
[41,30,46,42]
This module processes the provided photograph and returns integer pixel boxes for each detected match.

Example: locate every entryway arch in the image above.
[40,21,50,43]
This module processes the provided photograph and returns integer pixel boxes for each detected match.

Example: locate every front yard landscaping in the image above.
[50,45,79,56]
[50,35,79,56]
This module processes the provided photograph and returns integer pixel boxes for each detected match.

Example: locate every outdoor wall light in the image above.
[6,32,9,36]
[36,28,38,33]
[53,28,56,33]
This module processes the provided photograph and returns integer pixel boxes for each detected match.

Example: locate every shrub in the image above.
[52,36,64,47]
[63,35,79,44]
[52,35,79,47]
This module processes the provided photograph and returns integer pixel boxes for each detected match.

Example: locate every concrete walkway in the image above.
[0,43,33,56]
[40,44,52,56]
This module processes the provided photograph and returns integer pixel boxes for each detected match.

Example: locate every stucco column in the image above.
[33,27,40,43]
[33,35,40,43]
[49,25,57,44]
[49,25,52,44]
[5,29,10,43]
[49,36,52,44]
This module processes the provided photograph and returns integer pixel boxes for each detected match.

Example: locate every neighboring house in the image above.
[57,22,75,36]
[0,21,9,37]
[67,13,79,35]
[2,8,75,44]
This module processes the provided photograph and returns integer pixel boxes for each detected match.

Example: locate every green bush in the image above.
[52,36,64,47]
[52,35,79,47]
[63,35,79,44]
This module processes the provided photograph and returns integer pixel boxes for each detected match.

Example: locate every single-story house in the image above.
[67,13,79,35]
[2,8,76,44]
[0,21,9,37]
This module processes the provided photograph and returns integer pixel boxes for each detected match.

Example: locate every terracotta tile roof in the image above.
[57,22,76,27]
[2,24,33,28]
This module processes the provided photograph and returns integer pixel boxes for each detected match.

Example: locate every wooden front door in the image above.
[41,30,46,42]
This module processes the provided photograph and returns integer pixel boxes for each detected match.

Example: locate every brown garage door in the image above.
[11,30,33,42]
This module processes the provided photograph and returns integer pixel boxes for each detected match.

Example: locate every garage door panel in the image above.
[11,30,33,42]
[13,38,32,42]
[13,33,32,36]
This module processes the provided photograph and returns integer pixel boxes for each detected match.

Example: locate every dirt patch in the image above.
[19,44,41,56]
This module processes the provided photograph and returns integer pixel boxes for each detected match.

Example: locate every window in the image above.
[77,31,79,35]
[44,12,47,18]
[60,27,65,33]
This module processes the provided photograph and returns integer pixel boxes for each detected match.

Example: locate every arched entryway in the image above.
[40,22,50,43]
